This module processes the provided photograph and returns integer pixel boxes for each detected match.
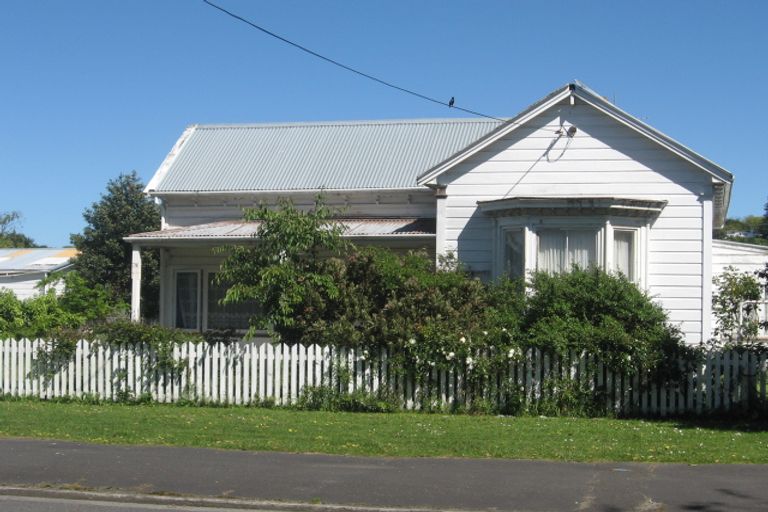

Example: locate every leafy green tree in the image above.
[0,211,39,248]
[70,172,160,319]
[715,213,768,246]
[762,197,768,239]
[215,198,349,340]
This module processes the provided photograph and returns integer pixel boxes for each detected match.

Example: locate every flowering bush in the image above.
[217,199,688,388]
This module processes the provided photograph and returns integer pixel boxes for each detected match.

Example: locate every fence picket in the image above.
[248,342,257,404]
[0,339,764,416]
[290,344,299,404]
[281,344,290,405]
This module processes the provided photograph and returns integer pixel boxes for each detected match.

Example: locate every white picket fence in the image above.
[1,338,766,416]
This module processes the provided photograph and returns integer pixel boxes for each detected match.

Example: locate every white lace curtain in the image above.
[613,230,634,279]
[537,229,597,273]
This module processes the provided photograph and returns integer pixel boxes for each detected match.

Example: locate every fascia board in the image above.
[416,87,572,186]
[149,187,428,198]
[572,89,734,184]
[144,125,198,194]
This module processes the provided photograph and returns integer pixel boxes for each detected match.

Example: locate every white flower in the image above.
[409,338,416,345]
[429,361,435,367]
[363,350,369,356]
[459,336,466,344]
[360,355,366,361]
[466,356,474,366]
[502,327,507,333]
[447,351,455,360]
[482,331,488,336]
[508,348,517,359]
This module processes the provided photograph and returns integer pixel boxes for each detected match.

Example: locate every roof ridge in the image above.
[193,118,504,130]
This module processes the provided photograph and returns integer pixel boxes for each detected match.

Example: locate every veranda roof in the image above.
[125,218,436,245]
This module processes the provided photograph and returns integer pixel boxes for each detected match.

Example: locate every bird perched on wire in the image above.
[448,97,455,107]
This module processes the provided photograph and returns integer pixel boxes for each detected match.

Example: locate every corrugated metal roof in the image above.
[150,119,502,193]
[126,218,435,243]
[0,248,78,274]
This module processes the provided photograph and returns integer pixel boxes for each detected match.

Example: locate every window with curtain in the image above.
[613,230,635,280]
[503,229,525,279]
[175,272,199,329]
[537,229,598,273]
[207,273,259,331]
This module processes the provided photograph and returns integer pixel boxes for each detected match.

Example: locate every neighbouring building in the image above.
[0,248,78,299]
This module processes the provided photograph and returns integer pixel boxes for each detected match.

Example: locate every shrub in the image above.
[712,266,764,344]
[524,267,687,376]
[215,199,690,388]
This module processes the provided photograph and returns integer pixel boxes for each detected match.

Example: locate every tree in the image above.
[215,198,349,340]
[715,213,768,246]
[0,211,39,248]
[762,197,768,240]
[70,172,160,319]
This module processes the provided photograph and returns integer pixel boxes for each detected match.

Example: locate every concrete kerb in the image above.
[0,485,487,512]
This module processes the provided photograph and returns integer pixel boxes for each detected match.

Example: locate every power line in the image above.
[201,0,509,123]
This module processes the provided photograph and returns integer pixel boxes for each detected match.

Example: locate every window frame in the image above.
[172,268,202,331]
[493,216,648,287]
[170,266,258,333]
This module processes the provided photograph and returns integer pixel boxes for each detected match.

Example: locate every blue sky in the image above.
[1,0,766,247]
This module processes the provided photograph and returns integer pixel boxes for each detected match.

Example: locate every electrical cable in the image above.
[202,0,517,124]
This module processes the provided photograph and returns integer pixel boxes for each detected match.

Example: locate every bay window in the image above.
[484,197,665,287]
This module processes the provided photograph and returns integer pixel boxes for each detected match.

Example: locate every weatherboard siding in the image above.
[162,190,435,229]
[438,101,711,343]
[712,241,768,276]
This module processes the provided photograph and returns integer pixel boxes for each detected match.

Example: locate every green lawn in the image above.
[0,401,766,463]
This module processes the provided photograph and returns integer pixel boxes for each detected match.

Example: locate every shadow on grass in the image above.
[635,415,768,433]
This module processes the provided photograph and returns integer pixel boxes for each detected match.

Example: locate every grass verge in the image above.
[0,400,766,463]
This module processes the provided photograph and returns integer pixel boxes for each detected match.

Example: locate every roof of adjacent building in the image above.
[146,119,502,193]
[0,248,79,275]
[126,218,436,245]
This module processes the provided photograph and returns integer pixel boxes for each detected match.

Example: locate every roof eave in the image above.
[148,186,429,197]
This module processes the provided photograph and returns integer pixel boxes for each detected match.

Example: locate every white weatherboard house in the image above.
[128,82,736,344]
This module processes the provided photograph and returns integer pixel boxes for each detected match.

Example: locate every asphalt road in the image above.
[0,494,279,512]
[0,438,767,511]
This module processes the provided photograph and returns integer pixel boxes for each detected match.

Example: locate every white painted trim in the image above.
[158,248,168,326]
[435,195,447,265]
[571,89,733,184]
[417,89,572,186]
[702,196,713,341]
[130,247,142,322]
[150,187,428,197]
[145,125,197,193]
[490,215,646,286]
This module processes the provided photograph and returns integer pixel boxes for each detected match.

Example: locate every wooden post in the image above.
[130,246,142,322]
